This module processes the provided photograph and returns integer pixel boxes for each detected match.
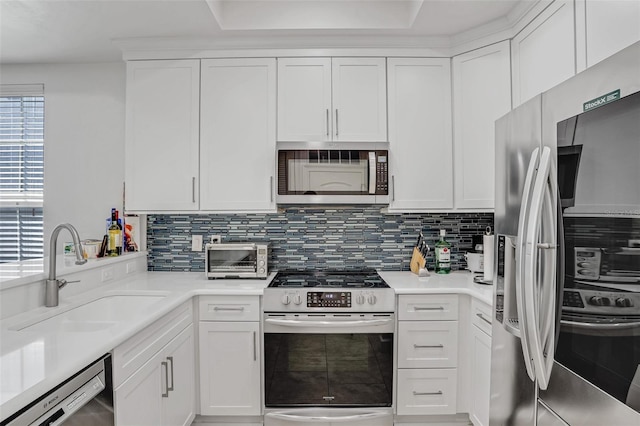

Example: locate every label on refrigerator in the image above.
[583,89,620,112]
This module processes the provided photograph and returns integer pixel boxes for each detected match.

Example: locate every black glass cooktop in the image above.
[269,270,389,289]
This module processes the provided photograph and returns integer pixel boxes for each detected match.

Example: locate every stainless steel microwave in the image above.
[205,243,269,279]
[276,142,389,204]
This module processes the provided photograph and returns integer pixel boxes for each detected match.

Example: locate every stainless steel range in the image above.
[263,270,395,426]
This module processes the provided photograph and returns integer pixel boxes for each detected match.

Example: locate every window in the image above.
[0,85,44,263]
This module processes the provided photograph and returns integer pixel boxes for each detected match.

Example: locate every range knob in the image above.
[368,294,377,305]
[355,294,366,305]
[588,296,610,306]
[293,294,303,305]
[615,297,634,308]
[281,294,291,305]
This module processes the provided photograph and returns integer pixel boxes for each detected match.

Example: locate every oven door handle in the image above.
[560,319,640,331]
[265,410,389,423]
[264,318,393,328]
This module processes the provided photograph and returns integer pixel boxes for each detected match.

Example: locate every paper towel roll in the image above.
[483,234,495,282]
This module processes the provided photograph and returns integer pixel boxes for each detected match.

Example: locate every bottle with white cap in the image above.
[435,229,451,274]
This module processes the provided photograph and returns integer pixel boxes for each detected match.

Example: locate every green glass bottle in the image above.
[435,229,451,274]
[107,208,121,257]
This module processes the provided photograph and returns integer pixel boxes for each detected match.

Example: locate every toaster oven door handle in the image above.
[265,410,389,423]
[264,318,393,328]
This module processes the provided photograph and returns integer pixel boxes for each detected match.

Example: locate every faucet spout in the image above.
[45,223,87,307]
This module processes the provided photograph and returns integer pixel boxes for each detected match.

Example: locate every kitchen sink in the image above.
[11,293,168,333]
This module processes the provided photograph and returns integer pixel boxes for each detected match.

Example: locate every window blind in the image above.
[0,88,44,263]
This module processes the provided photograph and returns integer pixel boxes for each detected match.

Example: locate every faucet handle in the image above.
[57,278,80,289]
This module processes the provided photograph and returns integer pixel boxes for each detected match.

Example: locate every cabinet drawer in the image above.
[199,295,260,321]
[471,299,493,337]
[396,368,457,415]
[398,294,458,321]
[398,321,458,368]
[113,301,192,388]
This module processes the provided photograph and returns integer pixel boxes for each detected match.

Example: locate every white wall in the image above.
[0,62,126,255]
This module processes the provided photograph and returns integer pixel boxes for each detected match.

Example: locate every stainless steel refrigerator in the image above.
[490,41,640,425]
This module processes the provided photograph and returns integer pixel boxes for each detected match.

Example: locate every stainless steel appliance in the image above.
[276,142,389,204]
[263,270,395,426]
[205,242,269,279]
[1,356,113,426]
[491,42,640,425]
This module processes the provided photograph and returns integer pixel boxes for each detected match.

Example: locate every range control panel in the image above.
[307,291,351,308]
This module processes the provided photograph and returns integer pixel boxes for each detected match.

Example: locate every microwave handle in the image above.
[368,152,376,194]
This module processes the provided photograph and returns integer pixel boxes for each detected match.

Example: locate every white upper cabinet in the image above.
[387,58,453,211]
[125,60,200,211]
[200,58,277,212]
[277,57,387,142]
[277,58,332,141]
[584,0,640,67]
[453,41,511,210]
[332,58,387,142]
[511,0,576,107]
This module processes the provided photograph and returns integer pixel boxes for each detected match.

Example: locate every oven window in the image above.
[264,333,393,407]
[556,329,640,412]
[207,250,256,271]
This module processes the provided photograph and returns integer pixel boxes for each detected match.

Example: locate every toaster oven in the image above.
[205,243,269,279]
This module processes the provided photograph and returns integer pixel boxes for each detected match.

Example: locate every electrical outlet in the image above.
[210,235,221,244]
[126,262,137,274]
[192,235,203,251]
[102,267,114,282]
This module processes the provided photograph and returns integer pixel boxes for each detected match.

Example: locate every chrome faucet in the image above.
[45,223,87,307]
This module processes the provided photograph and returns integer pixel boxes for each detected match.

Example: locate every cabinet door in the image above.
[162,325,195,426]
[114,353,163,426]
[470,326,492,426]
[511,1,576,107]
[332,58,387,142]
[200,58,276,211]
[277,58,332,141]
[585,0,640,67]
[125,60,200,211]
[387,58,453,210]
[396,369,457,415]
[397,321,459,369]
[199,321,261,415]
[453,41,511,210]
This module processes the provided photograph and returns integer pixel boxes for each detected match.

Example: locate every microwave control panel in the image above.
[375,152,388,194]
[307,292,351,308]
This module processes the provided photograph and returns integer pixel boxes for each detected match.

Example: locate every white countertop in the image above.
[0,269,493,421]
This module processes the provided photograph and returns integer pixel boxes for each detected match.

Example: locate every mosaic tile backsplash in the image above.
[147,206,493,272]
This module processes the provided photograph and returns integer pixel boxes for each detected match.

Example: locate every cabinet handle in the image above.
[213,306,245,311]
[477,312,492,325]
[253,331,257,361]
[326,109,329,137]
[192,177,196,203]
[335,109,339,137]
[270,176,274,203]
[413,390,443,396]
[161,361,169,398]
[166,356,175,392]
[413,344,444,349]
[415,306,444,311]
[391,175,395,202]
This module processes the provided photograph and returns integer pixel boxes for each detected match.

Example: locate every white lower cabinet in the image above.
[396,295,459,417]
[198,296,261,416]
[469,300,492,426]
[114,306,195,426]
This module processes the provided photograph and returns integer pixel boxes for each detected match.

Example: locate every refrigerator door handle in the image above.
[515,147,540,382]
[522,146,557,390]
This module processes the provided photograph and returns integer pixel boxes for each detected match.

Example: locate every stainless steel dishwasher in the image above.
[1,355,114,426]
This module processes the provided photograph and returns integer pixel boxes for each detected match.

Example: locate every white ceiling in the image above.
[0,0,534,64]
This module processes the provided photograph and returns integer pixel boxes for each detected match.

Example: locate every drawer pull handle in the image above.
[414,344,444,349]
[161,361,169,398]
[413,390,443,396]
[213,306,245,311]
[414,306,445,311]
[166,356,174,392]
[476,312,492,325]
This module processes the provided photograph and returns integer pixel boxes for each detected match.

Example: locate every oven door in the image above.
[263,313,394,413]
